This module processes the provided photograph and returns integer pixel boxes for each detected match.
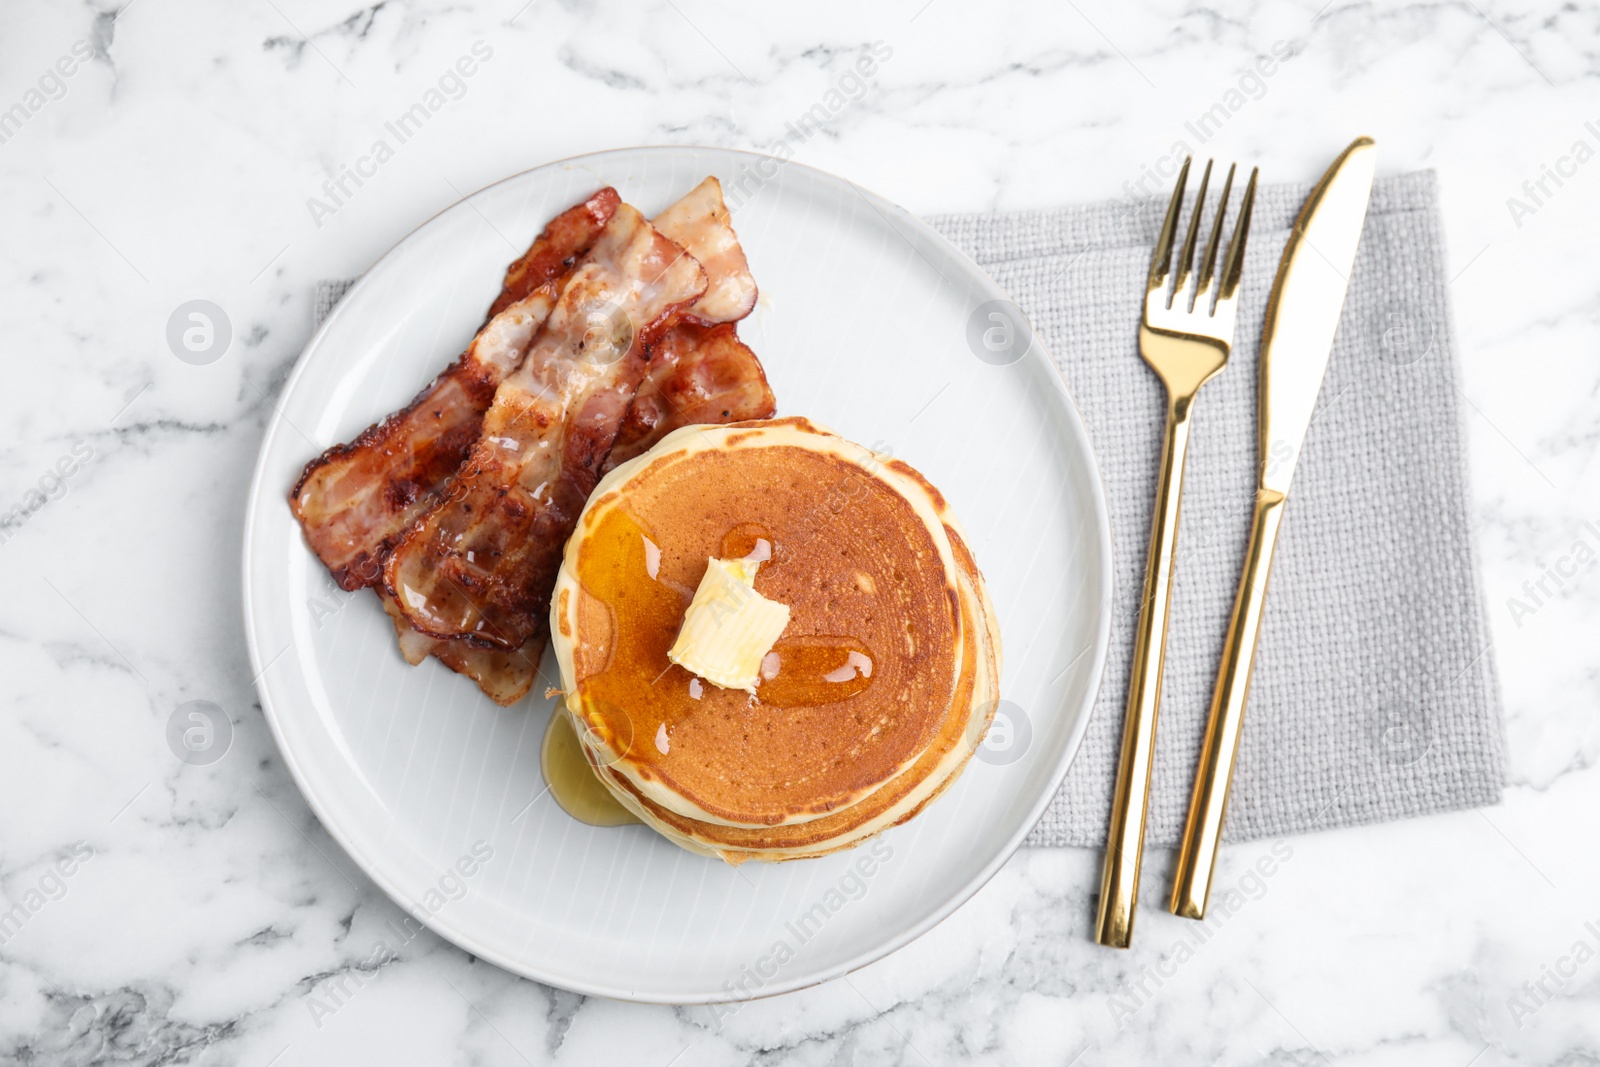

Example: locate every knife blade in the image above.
[1258,136,1377,493]
[1168,137,1377,920]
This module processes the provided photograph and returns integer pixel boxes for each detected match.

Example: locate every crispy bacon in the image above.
[290,179,772,706]
[379,591,539,705]
[605,321,775,471]
[486,188,623,320]
[383,204,709,650]
[653,177,758,324]
[290,188,620,590]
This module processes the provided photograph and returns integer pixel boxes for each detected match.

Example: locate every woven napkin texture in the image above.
[930,170,1505,847]
[313,169,1505,850]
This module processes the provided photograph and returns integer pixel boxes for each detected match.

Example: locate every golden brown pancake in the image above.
[574,522,1002,862]
[549,416,1003,861]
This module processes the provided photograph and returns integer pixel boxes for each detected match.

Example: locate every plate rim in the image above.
[242,144,1115,1004]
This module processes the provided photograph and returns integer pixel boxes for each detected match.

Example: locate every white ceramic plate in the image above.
[243,147,1112,1003]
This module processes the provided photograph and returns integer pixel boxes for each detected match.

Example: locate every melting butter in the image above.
[667,556,790,692]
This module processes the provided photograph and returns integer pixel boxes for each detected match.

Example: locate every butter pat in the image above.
[668,557,790,693]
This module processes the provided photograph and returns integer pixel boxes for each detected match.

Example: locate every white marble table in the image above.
[2,1,1595,1063]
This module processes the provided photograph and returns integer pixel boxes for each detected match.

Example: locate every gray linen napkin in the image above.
[313,169,1505,850]
[931,170,1505,847]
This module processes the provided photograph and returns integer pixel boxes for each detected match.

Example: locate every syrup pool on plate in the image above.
[539,710,639,827]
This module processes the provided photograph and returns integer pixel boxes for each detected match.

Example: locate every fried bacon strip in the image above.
[387,180,767,700]
[605,321,775,471]
[291,179,772,705]
[378,592,538,705]
[383,204,709,650]
[290,188,621,590]
[653,177,759,325]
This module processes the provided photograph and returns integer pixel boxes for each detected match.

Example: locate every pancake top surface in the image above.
[590,519,1002,861]
[560,419,962,825]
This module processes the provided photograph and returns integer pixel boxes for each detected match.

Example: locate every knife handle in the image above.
[1095,393,1199,949]
[1170,487,1287,919]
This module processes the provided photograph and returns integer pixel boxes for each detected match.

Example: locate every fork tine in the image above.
[1147,157,1192,293]
[1195,163,1236,311]
[1216,166,1259,307]
[1172,159,1213,309]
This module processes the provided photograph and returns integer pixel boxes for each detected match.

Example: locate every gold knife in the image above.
[1169,137,1377,919]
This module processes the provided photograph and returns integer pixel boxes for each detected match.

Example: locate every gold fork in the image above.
[1095,158,1258,949]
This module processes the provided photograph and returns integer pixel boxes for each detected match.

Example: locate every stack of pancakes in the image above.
[549,417,1002,863]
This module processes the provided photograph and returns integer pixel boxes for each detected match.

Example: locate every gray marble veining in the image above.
[0,1,1596,1063]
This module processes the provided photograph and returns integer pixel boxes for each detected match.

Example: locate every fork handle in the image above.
[1169,487,1287,919]
[1095,392,1199,948]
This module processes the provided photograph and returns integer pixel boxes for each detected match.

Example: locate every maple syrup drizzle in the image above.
[720,523,777,563]
[755,635,875,707]
[567,508,881,782]
[539,709,639,827]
